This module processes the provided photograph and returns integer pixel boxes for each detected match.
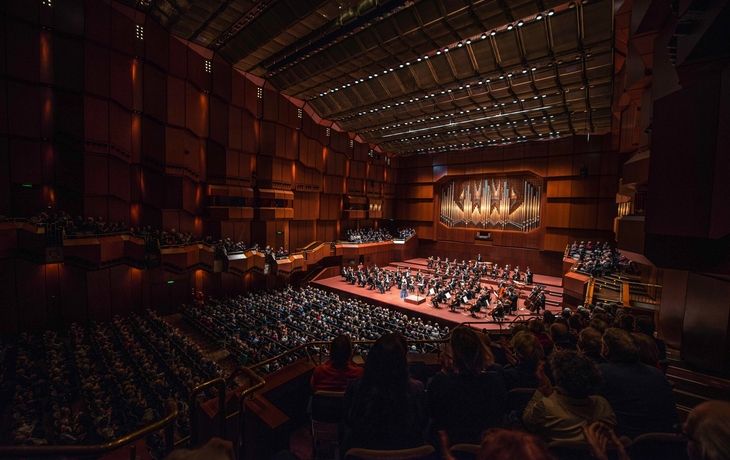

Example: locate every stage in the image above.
[311,258,565,333]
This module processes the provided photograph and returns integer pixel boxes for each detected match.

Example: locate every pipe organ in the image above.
[439,176,542,232]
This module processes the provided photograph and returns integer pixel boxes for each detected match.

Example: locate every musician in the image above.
[432,289,446,309]
[508,289,519,315]
[375,276,385,294]
[536,290,546,313]
[477,253,482,264]
[490,301,505,322]
[490,265,499,280]
[513,266,521,281]
[525,267,533,285]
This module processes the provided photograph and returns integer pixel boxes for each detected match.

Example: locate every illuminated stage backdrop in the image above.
[440,176,542,231]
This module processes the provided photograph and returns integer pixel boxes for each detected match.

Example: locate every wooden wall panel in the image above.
[15,259,47,334]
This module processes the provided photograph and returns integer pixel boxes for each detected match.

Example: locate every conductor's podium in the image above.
[404,295,427,305]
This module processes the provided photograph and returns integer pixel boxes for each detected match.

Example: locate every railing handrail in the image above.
[0,400,178,458]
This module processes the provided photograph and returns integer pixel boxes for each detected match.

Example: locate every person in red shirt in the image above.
[311,335,363,392]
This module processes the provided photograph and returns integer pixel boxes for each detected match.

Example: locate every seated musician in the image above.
[508,290,519,315]
[490,301,506,322]
[376,277,385,294]
[513,266,521,281]
[341,267,348,280]
[432,290,445,309]
[491,265,499,280]
[450,294,462,312]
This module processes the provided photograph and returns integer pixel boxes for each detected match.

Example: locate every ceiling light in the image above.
[444,47,449,52]
[417,57,422,62]
[536,13,543,20]
[547,9,555,15]
[457,42,463,47]
[499,75,505,79]
[507,72,513,77]
[507,23,514,30]
[466,39,472,44]
[569,1,576,7]
[424,55,429,59]
[531,67,537,71]
[522,69,528,73]
[517,20,524,26]
[436,50,441,55]
[481,33,487,39]
[490,30,497,36]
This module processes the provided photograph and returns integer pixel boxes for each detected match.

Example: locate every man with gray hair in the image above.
[684,400,730,460]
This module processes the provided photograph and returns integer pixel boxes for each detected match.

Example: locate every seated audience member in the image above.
[631,333,662,371]
[474,428,557,460]
[503,331,550,390]
[528,320,554,356]
[578,327,608,365]
[428,328,507,446]
[550,323,577,351]
[634,315,667,360]
[310,335,363,392]
[596,328,678,439]
[523,350,616,443]
[341,333,427,453]
[589,318,609,334]
[683,400,730,460]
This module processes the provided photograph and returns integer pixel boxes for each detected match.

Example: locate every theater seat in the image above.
[504,388,536,425]
[344,445,435,460]
[547,436,631,460]
[628,433,689,460]
[449,443,480,460]
[310,391,345,460]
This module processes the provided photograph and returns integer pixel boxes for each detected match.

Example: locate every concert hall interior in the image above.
[1,0,729,459]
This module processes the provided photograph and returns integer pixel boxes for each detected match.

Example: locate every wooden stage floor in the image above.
[311,258,565,333]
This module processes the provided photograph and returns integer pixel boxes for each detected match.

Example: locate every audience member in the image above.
[523,350,615,443]
[428,328,507,446]
[310,335,363,392]
[634,315,667,360]
[683,400,730,460]
[341,333,427,453]
[578,327,608,365]
[596,328,678,439]
[503,331,549,390]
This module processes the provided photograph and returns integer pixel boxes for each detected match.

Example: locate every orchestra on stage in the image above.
[340,256,548,319]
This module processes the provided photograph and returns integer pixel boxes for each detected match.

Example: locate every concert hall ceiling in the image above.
[122,0,615,154]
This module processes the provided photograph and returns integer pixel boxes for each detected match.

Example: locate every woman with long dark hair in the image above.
[428,327,507,446]
[341,333,427,453]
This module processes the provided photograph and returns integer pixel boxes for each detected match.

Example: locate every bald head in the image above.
[686,401,730,460]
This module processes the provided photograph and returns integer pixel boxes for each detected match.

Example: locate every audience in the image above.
[523,350,616,443]
[595,328,678,439]
[503,331,549,390]
[683,400,730,460]
[428,328,507,446]
[345,228,394,243]
[634,314,667,360]
[341,333,427,453]
[310,335,363,392]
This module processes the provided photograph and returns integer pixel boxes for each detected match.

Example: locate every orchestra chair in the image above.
[310,391,345,460]
[448,443,480,460]
[344,445,435,460]
[628,433,689,460]
[547,436,631,460]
